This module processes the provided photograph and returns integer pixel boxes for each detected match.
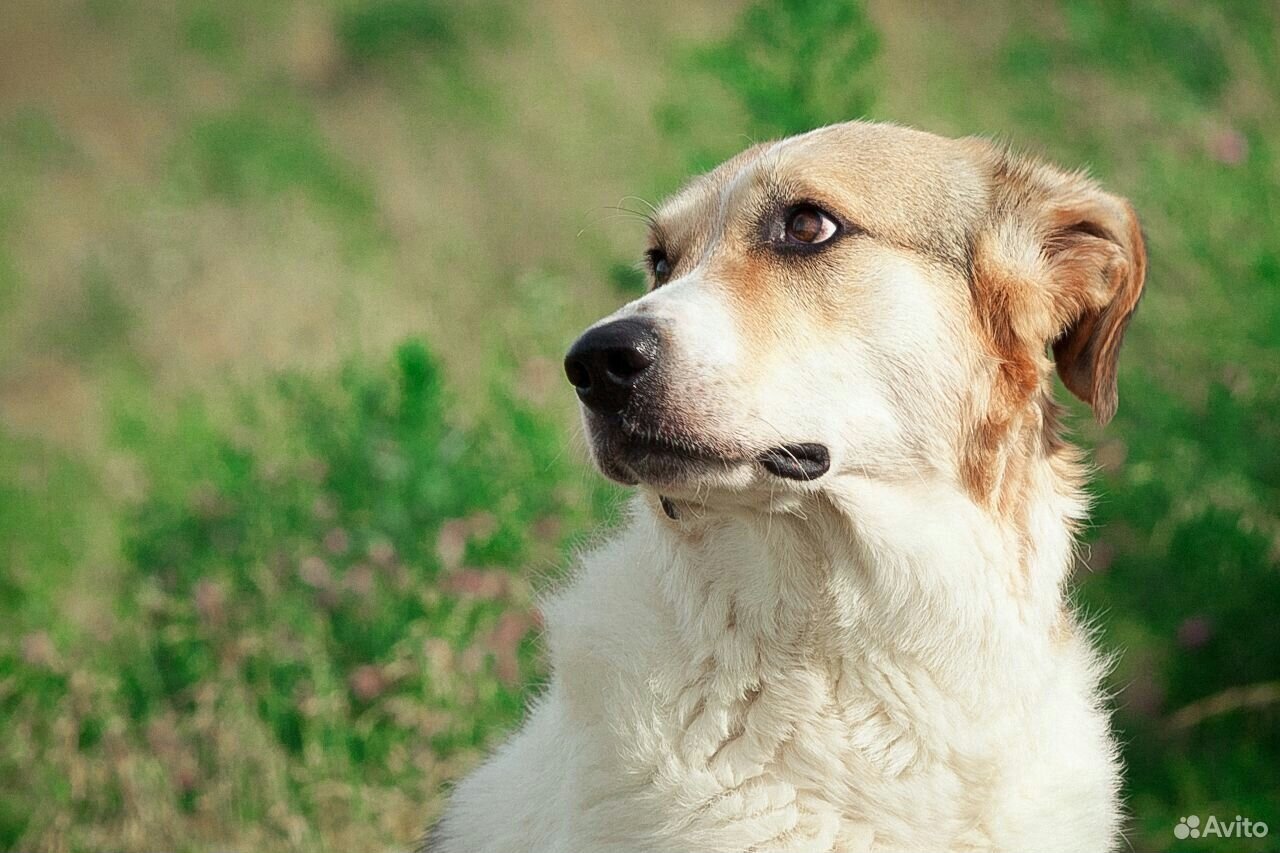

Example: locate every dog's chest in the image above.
[581,647,998,853]
[540,512,1117,852]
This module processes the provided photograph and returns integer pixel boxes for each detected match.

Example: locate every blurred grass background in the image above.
[0,1,1277,850]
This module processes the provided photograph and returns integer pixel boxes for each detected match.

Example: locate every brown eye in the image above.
[647,248,672,284]
[784,205,838,245]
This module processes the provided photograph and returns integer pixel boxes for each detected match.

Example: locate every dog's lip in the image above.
[758,443,831,481]
[615,425,733,464]
[591,416,830,484]
[600,426,736,488]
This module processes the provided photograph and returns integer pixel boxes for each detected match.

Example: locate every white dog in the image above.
[424,121,1145,852]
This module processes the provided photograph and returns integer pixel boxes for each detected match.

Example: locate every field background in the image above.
[1,1,1278,851]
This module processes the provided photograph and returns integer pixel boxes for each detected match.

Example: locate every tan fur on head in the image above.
[970,142,1147,425]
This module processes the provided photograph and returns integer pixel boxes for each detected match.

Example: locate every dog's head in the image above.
[565,122,1145,505]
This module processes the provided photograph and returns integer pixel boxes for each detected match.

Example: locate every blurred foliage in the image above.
[1082,377,1280,846]
[0,240,15,317]
[607,260,648,298]
[696,0,878,136]
[183,5,237,63]
[657,0,878,172]
[0,0,1277,851]
[172,108,375,218]
[0,107,80,172]
[41,260,135,364]
[1058,0,1230,101]
[337,0,456,65]
[0,435,92,629]
[1,343,611,850]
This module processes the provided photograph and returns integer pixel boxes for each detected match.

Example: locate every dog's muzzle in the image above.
[564,318,831,486]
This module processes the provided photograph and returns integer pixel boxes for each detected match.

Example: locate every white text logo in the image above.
[1174,814,1269,840]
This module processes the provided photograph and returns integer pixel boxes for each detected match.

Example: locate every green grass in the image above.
[655,0,878,176]
[1,343,616,850]
[337,0,457,65]
[172,108,374,219]
[0,0,1277,850]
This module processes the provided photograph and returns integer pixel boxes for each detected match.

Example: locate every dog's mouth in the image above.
[590,417,830,487]
[611,428,734,477]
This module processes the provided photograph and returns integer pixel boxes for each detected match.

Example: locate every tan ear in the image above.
[1041,187,1146,424]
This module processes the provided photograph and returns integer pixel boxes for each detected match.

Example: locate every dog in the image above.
[424,121,1145,852]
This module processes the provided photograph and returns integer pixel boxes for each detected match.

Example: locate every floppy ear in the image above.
[1039,181,1147,424]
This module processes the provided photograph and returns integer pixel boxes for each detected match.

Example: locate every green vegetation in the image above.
[174,109,374,217]
[1,344,612,850]
[0,0,1276,851]
[337,0,456,65]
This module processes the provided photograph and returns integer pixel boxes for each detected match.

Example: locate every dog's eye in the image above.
[647,248,672,284]
[783,205,839,245]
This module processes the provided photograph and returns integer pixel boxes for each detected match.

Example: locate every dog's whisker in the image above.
[603,203,656,225]
[617,195,660,219]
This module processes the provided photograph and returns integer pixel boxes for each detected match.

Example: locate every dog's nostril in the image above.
[564,318,662,415]
[604,346,651,381]
[565,357,592,391]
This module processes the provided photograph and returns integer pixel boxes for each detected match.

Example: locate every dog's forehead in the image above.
[653,142,772,245]
[656,123,990,266]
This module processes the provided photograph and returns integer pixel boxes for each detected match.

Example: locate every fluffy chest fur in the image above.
[431,479,1121,853]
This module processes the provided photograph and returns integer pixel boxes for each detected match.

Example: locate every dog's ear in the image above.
[1040,182,1146,424]
[975,145,1148,425]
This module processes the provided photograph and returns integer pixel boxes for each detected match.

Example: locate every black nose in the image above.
[564,318,660,415]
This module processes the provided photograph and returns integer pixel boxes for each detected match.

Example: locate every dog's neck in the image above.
[643,448,1084,704]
